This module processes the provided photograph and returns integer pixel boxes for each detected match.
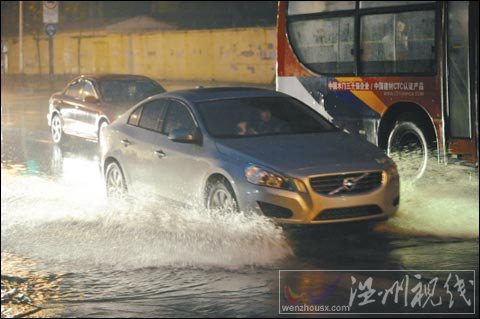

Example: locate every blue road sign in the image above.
[44,24,57,37]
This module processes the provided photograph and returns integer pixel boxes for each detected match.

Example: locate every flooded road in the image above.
[1,93,478,317]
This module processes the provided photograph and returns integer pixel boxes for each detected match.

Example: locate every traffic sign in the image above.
[43,1,59,24]
[44,24,57,37]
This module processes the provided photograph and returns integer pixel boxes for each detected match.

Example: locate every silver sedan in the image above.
[101,88,400,224]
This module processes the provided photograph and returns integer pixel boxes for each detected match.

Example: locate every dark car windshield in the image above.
[100,79,165,104]
[197,96,336,138]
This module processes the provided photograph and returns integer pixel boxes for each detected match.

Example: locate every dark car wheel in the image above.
[51,114,64,144]
[387,121,429,181]
[105,162,128,199]
[206,179,239,212]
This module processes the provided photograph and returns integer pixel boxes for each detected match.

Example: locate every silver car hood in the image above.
[215,131,388,177]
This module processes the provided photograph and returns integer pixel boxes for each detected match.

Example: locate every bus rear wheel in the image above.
[387,121,429,181]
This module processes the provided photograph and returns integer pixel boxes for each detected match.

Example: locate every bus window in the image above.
[288,17,355,74]
[288,1,354,15]
[447,1,471,138]
[359,1,435,9]
[360,11,435,74]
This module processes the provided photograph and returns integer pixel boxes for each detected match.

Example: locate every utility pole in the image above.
[19,1,23,74]
[43,1,59,91]
[48,34,54,76]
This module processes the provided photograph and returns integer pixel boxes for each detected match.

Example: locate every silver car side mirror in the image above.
[168,128,202,145]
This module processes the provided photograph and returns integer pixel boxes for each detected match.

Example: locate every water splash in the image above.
[376,158,479,238]
[1,168,292,271]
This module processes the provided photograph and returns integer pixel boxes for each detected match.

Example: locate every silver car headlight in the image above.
[245,165,286,188]
[244,164,307,193]
[379,157,399,180]
[387,163,399,179]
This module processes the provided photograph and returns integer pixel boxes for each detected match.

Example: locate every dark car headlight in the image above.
[244,164,307,193]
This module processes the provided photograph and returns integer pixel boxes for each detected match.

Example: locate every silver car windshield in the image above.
[197,97,336,138]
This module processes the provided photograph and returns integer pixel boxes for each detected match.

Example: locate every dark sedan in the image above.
[47,74,165,144]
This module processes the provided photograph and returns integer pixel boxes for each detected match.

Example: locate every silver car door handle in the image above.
[121,139,131,146]
[154,150,166,158]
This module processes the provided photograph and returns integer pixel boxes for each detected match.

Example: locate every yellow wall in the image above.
[5,27,275,84]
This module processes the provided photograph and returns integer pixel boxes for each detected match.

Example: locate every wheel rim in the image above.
[388,127,428,181]
[51,116,62,143]
[208,188,237,211]
[106,165,126,198]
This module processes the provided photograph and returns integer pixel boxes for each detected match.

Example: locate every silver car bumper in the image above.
[237,171,399,224]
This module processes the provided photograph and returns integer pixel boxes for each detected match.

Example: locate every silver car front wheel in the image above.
[105,162,127,199]
[207,181,239,212]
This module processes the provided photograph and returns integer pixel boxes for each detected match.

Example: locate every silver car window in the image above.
[138,99,168,132]
[127,106,143,126]
[163,101,196,134]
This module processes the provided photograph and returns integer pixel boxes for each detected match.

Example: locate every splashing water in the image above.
[377,158,479,238]
[2,150,478,273]
[1,168,293,271]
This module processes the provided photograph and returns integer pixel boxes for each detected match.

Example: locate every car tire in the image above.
[206,179,239,212]
[51,114,65,144]
[387,120,429,181]
[105,161,128,199]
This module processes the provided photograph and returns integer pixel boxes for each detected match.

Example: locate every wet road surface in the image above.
[1,93,478,317]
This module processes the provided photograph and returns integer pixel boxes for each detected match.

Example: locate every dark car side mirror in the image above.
[168,128,202,145]
[84,95,99,104]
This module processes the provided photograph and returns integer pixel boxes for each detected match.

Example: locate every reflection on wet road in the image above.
[1,94,478,317]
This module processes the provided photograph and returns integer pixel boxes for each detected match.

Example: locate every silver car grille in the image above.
[310,171,383,196]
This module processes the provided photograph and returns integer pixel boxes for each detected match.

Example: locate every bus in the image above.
[277,1,478,179]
